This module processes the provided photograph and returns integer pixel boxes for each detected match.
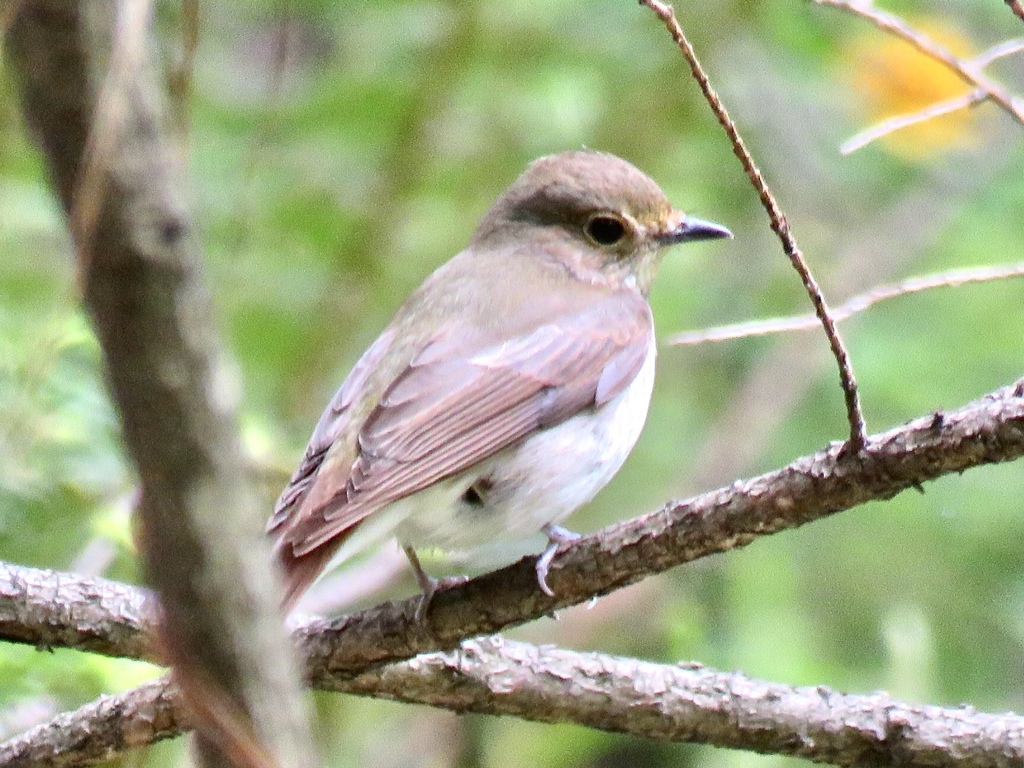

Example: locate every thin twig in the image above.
[670,262,1024,345]
[815,0,1024,127]
[972,37,1024,68]
[639,0,867,450]
[1008,0,1024,25]
[841,89,987,155]
[841,39,1024,154]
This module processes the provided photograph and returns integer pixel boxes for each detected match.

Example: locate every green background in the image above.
[1,0,1022,765]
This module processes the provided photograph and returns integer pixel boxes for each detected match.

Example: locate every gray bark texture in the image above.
[4,2,316,767]
[1,378,1022,766]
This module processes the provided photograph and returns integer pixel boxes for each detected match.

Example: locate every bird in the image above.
[268,150,731,614]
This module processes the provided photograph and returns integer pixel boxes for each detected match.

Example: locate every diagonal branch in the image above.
[3,637,1023,768]
[839,38,1024,154]
[639,0,867,451]
[1,378,1023,764]
[840,88,988,155]
[298,376,1024,675]
[814,0,1024,127]
[1010,0,1024,25]
[5,1,314,765]
[2,379,1023,672]
[669,262,1024,345]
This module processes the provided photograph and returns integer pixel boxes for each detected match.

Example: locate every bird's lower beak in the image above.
[661,216,733,245]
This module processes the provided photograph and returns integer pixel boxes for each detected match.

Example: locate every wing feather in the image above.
[267,328,396,533]
[282,291,653,557]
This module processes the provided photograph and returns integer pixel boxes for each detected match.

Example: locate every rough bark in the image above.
[3,638,1023,768]
[1,378,1022,766]
[4,2,315,766]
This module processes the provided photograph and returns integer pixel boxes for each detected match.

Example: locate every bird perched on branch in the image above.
[268,150,731,614]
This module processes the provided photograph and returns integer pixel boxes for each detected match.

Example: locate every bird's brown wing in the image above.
[281,291,653,557]
[267,328,396,534]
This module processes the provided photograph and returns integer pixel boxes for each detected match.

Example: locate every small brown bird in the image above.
[269,150,731,612]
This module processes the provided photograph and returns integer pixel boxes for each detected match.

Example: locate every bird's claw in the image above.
[404,546,467,620]
[535,524,580,597]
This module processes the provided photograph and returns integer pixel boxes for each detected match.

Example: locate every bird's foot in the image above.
[535,524,581,597]
[403,546,467,621]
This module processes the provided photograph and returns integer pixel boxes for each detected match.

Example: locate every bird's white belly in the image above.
[389,337,657,552]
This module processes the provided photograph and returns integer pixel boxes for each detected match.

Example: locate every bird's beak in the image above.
[660,216,733,245]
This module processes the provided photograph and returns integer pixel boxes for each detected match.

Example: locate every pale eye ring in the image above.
[584,214,627,246]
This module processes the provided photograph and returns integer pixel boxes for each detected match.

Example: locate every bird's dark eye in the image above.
[584,214,627,246]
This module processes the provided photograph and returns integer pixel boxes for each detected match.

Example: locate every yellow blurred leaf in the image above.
[844,20,978,157]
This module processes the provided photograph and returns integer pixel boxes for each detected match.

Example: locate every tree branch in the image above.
[639,0,867,450]
[668,262,1024,345]
[2,379,1023,671]
[4,637,1023,768]
[0,565,156,663]
[813,0,1024,127]
[2,377,1022,764]
[4,2,314,765]
[0,678,183,768]
[838,39,1024,154]
[297,377,1024,676]
[1010,0,1024,25]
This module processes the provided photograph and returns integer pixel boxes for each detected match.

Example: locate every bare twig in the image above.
[841,39,1024,154]
[1008,0,1024,25]
[639,0,867,451]
[841,89,987,155]
[670,262,1024,345]
[815,0,1024,127]
[972,38,1024,68]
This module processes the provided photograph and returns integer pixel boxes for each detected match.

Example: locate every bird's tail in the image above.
[275,538,343,614]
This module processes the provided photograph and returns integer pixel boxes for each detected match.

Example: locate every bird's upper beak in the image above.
[659,215,733,245]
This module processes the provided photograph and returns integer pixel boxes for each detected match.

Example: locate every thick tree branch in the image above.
[1,379,1022,764]
[4,2,314,765]
[338,638,1024,768]
[298,378,1024,676]
[0,678,183,768]
[2,379,1023,671]
[0,566,156,663]
[3,638,1023,768]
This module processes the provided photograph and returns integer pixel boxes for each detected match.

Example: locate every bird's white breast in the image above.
[389,333,658,552]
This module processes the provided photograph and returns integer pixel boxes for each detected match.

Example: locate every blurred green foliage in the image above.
[1,0,1023,765]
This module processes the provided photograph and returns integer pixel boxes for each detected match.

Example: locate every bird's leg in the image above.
[403,546,438,620]
[536,524,580,597]
[403,545,467,621]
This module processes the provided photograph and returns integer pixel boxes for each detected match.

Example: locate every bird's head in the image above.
[471,150,731,294]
